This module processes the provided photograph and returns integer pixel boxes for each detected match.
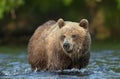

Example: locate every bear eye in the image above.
[71,34,77,38]
[61,35,66,40]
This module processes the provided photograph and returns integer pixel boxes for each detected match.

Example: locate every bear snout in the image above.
[63,43,70,49]
[63,42,73,53]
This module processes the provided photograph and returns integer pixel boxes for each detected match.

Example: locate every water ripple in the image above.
[0,50,120,79]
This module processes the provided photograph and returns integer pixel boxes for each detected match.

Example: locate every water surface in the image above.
[0,47,120,79]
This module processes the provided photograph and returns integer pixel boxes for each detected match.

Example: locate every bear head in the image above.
[57,18,89,58]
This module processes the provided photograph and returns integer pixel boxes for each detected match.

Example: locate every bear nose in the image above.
[63,43,70,49]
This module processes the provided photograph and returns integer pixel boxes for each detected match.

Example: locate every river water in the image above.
[0,47,120,79]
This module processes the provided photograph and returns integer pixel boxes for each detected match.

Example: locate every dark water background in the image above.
[0,46,120,79]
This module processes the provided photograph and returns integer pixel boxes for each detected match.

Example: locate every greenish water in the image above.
[0,45,120,79]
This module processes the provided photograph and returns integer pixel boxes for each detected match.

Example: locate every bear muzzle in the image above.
[63,42,73,53]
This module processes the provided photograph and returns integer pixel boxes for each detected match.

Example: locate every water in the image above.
[0,47,120,79]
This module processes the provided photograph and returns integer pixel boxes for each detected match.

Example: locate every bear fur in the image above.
[28,18,91,71]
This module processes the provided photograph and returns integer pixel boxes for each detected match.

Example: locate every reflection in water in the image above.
[0,50,120,79]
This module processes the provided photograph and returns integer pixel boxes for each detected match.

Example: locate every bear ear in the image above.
[79,19,89,29]
[57,18,65,28]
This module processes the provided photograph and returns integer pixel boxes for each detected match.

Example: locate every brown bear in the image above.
[28,18,91,71]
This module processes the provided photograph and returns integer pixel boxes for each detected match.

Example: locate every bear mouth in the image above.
[65,49,73,53]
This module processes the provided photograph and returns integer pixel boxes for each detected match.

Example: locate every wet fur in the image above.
[28,20,91,71]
